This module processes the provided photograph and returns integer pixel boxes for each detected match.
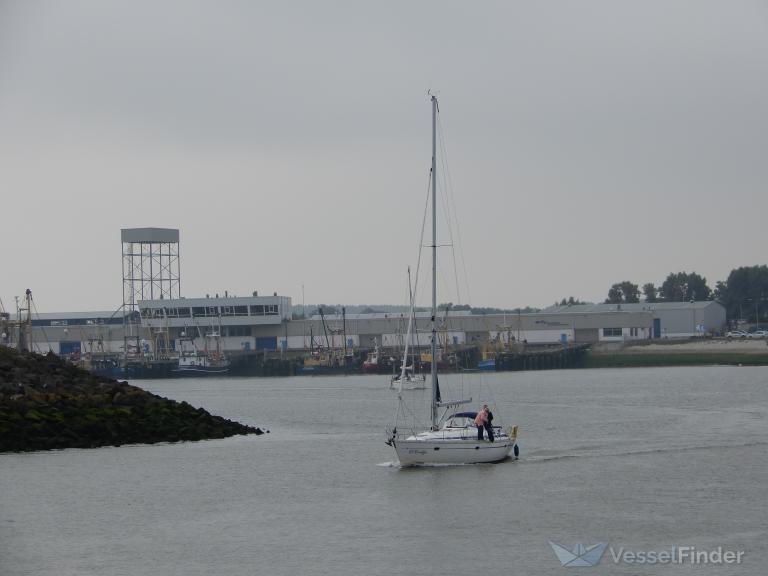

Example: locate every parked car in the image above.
[725,330,748,339]
[747,330,768,339]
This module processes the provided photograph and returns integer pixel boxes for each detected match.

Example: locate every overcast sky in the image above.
[2,0,767,313]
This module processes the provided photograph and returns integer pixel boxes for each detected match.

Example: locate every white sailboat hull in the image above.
[392,428,517,466]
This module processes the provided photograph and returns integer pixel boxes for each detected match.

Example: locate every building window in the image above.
[224,325,251,337]
[142,308,162,318]
[603,327,622,337]
[250,305,264,316]
[265,304,278,315]
[234,305,248,316]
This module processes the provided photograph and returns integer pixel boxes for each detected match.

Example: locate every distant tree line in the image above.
[439,303,541,315]
[604,272,711,305]
[556,296,586,306]
[293,302,542,320]
[601,265,768,322]
[295,266,768,323]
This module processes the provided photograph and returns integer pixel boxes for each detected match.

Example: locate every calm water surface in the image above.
[1,367,766,575]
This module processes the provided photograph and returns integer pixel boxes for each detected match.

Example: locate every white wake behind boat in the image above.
[386,94,519,466]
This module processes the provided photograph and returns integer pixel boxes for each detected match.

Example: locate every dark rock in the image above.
[0,346,265,453]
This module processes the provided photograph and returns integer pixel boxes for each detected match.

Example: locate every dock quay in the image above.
[1,284,734,378]
[494,344,589,371]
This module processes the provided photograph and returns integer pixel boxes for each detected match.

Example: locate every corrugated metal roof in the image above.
[543,301,724,314]
[10,310,126,321]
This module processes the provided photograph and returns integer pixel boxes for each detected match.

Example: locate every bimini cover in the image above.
[451,411,478,419]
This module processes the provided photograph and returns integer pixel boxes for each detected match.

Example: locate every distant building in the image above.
[543,301,727,339]
[138,294,292,353]
[10,298,726,358]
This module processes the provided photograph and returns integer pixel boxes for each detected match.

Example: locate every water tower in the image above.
[121,228,180,354]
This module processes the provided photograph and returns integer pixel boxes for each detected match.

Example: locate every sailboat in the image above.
[386,94,519,466]
[390,267,426,389]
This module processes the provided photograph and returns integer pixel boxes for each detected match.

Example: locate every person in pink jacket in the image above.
[474,408,488,441]
[482,404,495,442]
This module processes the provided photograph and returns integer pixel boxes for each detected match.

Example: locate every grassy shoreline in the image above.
[583,350,768,368]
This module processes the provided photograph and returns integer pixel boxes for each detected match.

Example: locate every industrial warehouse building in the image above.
[543,301,727,340]
[5,297,727,357]
[1,226,729,357]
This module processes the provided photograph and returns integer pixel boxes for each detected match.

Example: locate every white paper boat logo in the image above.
[549,542,608,567]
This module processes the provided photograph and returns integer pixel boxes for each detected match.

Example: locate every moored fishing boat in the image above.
[172,330,230,376]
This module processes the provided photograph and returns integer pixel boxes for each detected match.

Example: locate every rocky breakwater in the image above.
[0,347,266,452]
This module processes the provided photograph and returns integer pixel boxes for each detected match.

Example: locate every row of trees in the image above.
[603,266,768,322]
[606,272,712,305]
[714,266,768,322]
[294,267,768,323]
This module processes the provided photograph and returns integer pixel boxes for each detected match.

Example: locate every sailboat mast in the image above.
[397,267,414,391]
[431,94,438,429]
